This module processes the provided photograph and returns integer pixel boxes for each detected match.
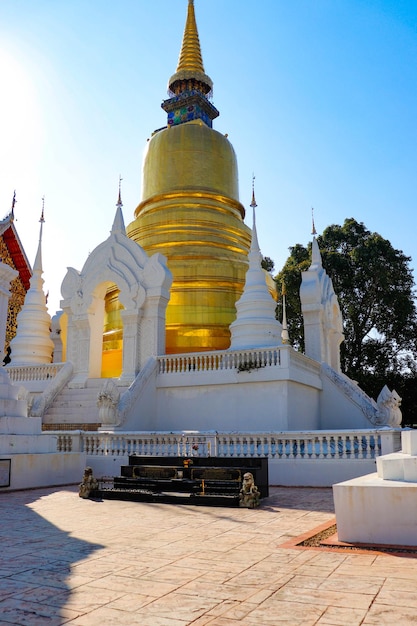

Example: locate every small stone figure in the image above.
[239,472,260,508]
[79,467,98,499]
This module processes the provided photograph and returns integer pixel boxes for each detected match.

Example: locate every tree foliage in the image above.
[276,218,417,421]
[261,256,275,273]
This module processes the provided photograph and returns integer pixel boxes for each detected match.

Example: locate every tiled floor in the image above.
[1,486,417,625]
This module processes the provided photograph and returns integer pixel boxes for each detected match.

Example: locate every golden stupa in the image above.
[126,0,251,354]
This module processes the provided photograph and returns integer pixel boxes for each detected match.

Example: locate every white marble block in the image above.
[402,430,417,456]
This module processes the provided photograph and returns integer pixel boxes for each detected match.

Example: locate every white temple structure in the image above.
[2,196,402,488]
[7,195,400,438]
[0,1,404,491]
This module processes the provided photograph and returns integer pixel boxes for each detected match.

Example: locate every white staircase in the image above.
[43,379,106,428]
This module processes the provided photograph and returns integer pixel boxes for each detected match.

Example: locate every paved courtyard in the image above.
[1,485,417,625]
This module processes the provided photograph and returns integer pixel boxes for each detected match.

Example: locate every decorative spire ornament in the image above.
[112,176,126,235]
[117,175,123,207]
[250,174,257,210]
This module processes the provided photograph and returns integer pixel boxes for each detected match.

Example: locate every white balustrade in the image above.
[158,348,282,375]
[56,429,397,461]
[6,362,64,382]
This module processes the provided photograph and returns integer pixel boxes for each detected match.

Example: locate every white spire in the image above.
[309,208,323,270]
[281,281,290,344]
[229,181,282,350]
[33,196,45,273]
[9,199,53,365]
[112,175,126,234]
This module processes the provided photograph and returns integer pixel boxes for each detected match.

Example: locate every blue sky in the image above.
[0,0,416,314]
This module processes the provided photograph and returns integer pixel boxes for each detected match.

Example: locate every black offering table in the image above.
[95,456,268,507]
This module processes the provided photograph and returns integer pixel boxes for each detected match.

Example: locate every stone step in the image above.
[376,453,417,482]
[49,397,98,407]
[44,387,101,424]
[43,378,129,426]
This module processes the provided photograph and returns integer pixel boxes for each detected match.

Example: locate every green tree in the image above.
[261,256,275,273]
[276,218,417,420]
[276,244,310,352]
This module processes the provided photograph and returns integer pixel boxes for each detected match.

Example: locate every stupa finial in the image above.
[249,176,260,254]
[33,196,46,275]
[309,208,323,270]
[112,176,126,234]
[168,0,213,96]
[250,174,257,210]
[312,207,317,236]
[40,196,45,224]
[162,0,219,126]
[38,196,45,250]
[117,175,123,207]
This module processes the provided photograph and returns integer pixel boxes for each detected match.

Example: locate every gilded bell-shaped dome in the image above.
[126,0,251,354]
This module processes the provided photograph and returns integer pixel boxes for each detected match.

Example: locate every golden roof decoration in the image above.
[168,0,213,95]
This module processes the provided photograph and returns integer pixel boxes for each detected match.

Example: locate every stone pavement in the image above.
[1,486,417,625]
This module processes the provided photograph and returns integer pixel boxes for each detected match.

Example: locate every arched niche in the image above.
[59,207,172,385]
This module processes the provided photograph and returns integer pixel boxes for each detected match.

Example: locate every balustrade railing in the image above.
[158,348,282,374]
[75,429,394,461]
[6,363,64,382]
[215,431,380,460]
[82,432,214,457]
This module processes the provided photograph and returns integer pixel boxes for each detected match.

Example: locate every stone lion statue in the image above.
[79,467,98,499]
[239,472,260,508]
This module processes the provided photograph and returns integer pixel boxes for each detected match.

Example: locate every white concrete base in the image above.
[0,452,86,491]
[333,473,417,546]
[0,432,67,454]
[0,416,42,436]
[87,454,129,478]
[269,458,378,487]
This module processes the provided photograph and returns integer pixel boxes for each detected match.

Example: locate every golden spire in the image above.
[168,0,213,96]
[177,0,204,75]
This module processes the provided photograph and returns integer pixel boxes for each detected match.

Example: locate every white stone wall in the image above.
[0,452,85,491]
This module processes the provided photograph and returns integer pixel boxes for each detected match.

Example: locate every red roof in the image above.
[0,215,32,290]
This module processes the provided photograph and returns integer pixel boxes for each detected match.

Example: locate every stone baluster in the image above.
[317,436,325,459]
[345,434,352,458]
